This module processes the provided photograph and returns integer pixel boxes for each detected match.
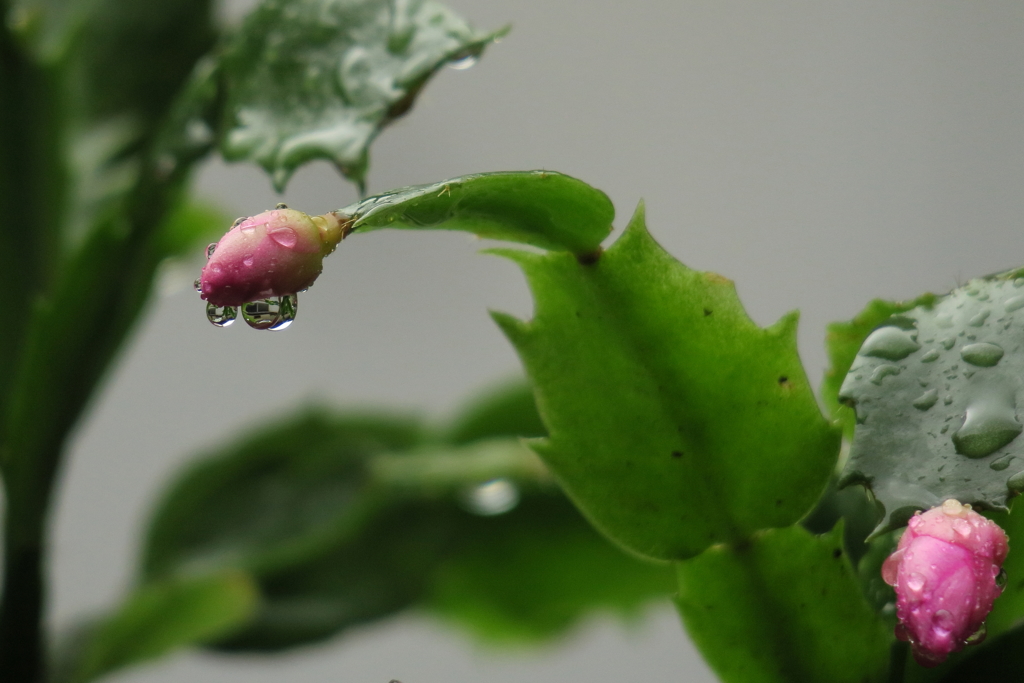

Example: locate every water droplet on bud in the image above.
[206,302,236,327]
[268,227,298,248]
[241,294,297,330]
[206,243,217,259]
[193,278,203,293]
[276,202,289,209]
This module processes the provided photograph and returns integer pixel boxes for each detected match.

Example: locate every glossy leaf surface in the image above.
[675,525,891,683]
[492,203,839,560]
[823,295,937,438]
[218,0,504,190]
[839,270,1024,531]
[65,572,257,683]
[344,171,614,254]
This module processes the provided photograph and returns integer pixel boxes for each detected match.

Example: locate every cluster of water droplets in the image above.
[846,277,1024,467]
[195,204,299,331]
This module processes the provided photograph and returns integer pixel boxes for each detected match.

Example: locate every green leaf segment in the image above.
[838,270,1024,532]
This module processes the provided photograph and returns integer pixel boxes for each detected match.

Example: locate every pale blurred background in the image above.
[53,1,1024,681]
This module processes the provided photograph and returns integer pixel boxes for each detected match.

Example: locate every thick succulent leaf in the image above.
[675,524,892,683]
[65,572,257,683]
[839,269,1024,532]
[491,203,839,560]
[142,411,423,580]
[218,0,504,191]
[343,171,614,254]
[823,295,937,438]
[426,495,675,644]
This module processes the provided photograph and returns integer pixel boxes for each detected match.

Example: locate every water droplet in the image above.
[941,424,950,434]
[1006,295,1024,312]
[962,342,1003,368]
[193,278,202,293]
[953,518,972,538]
[969,310,991,327]
[460,478,519,515]
[243,255,254,267]
[921,349,940,363]
[940,337,956,350]
[952,386,1023,458]
[448,53,478,70]
[206,302,236,327]
[936,316,955,329]
[965,623,987,645]
[241,294,298,330]
[268,226,298,248]
[276,202,289,209]
[906,573,926,593]
[860,326,921,361]
[1007,470,1024,491]
[206,243,217,259]
[996,568,1008,589]
[913,389,939,411]
[232,217,246,227]
[240,221,257,235]
[944,395,954,406]
[991,455,1014,471]
[870,364,901,385]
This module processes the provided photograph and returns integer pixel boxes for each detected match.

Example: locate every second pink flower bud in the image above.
[882,499,1008,667]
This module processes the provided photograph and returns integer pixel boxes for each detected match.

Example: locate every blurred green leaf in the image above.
[675,524,892,683]
[66,571,257,683]
[218,0,505,191]
[155,197,230,260]
[823,295,937,439]
[344,171,614,254]
[427,495,674,643]
[838,269,1024,532]
[492,202,839,560]
[143,411,422,580]
[444,378,546,445]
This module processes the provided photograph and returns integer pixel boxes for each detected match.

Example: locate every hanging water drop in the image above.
[961,342,1004,367]
[860,326,920,361]
[995,568,1008,589]
[193,278,202,293]
[448,53,478,70]
[460,478,519,515]
[241,294,297,330]
[206,302,236,327]
[206,243,217,259]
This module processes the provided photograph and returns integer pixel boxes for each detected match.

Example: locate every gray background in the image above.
[52,1,1024,681]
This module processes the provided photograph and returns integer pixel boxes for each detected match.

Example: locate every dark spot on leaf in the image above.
[576,248,602,265]
[775,499,783,507]
[703,308,712,317]
[832,548,842,559]
[671,450,682,459]
[778,376,789,384]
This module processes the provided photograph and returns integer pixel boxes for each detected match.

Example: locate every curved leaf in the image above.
[218,0,505,190]
[839,269,1024,531]
[492,202,839,560]
[343,171,614,254]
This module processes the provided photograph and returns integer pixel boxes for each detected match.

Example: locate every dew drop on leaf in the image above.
[860,326,921,361]
[961,342,1005,367]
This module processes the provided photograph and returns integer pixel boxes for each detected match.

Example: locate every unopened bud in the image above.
[199,208,348,307]
[882,499,1008,667]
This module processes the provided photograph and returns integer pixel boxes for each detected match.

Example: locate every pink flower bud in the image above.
[882,499,1008,667]
[198,207,348,307]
